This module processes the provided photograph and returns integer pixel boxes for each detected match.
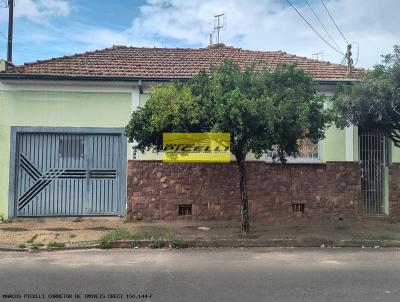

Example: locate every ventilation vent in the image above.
[292,203,305,213]
[178,204,192,216]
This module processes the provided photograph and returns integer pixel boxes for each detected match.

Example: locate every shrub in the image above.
[149,239,165,249]
[170,239,188,249]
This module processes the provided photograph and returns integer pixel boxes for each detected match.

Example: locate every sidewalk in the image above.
[1,217,400,250]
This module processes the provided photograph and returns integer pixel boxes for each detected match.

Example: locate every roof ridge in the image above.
[4,44,364,80]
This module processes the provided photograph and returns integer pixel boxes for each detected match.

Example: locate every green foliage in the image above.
[332,45,400,146]
[27,234,38,244]
[99,228,135,249]
[126,60,329,161]
[126,60,330,233]
[170,239,189,249]
[149,239,165,249]
[29,243,44,248]
[47,241,65,249]
[18,243,26,249]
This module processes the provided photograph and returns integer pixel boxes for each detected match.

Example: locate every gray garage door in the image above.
[11,128,126,217]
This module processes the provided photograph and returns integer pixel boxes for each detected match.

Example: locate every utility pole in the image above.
[7,0,14,63]
[346,44,353,76]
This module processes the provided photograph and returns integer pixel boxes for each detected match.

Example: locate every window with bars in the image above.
[266,139,321,163]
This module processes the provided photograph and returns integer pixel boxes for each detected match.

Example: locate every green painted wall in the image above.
[136,93,348,162]
[0,90,131,218]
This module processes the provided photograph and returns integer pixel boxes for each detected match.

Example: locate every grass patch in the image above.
[26,234,38,244]
[18,243,26,249]
[170,239,188,249]
[69,234,76,238]
[99,228,136,249]
[366,232,396,241]
[149,239,165,249]
[47,242,65,249]
[99,227,176,249]
[29,243,44,248]
[134,227,175,241]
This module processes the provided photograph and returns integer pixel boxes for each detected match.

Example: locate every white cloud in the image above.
[6,0,399,68]
[125,0,400,68]
[12,0,70,23]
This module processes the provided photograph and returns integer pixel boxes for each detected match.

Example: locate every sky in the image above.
[0,0,397,68]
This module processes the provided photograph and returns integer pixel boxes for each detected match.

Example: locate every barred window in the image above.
[266,139,321,163]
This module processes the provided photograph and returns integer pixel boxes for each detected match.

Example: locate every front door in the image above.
[359,128,387,214]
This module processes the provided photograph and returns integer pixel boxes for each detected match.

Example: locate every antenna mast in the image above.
[213,13,225,44]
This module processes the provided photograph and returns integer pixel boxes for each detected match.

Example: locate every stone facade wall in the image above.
[127,161,361,223]
[389,164,400,221]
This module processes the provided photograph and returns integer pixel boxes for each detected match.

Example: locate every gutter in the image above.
[0,73,192,82]
[0,73,358,85]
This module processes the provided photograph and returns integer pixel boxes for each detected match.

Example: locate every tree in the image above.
[126,60,330,233]
[332,46,400,145]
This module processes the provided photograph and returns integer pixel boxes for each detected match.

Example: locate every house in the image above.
[0,44,398,221]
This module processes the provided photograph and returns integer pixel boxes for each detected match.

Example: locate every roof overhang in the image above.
[0,73,358,85]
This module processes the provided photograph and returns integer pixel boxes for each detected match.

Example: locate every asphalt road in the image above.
[0,248,399,302]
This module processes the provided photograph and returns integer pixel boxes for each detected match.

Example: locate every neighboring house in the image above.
[0,44,398,221]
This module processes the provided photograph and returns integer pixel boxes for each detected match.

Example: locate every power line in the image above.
[304,0,341,50]
[0,32,6,40]
[320,0,348,45]
[285,0,345,56]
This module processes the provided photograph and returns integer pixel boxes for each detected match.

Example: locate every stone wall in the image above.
[127,161,361,223]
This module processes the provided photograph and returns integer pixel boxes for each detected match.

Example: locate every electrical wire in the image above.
[286,0,345,56]
[0,32,6,40]
[304,0,341,50]
[320,0,349,44]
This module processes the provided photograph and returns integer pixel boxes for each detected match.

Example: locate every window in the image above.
[266,139,321,163]
[59,136,84,158]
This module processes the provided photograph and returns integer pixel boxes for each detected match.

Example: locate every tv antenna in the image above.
[213,13,226,45]
[312,50,324,61]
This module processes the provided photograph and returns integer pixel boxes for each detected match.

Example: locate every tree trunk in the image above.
[237,157,250,233]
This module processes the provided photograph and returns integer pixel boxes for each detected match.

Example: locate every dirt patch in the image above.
[1,217,400,247]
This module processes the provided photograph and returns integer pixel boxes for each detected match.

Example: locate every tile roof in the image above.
[2,44,362,81]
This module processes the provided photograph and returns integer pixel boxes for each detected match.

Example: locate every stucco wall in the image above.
[0,90,131,218]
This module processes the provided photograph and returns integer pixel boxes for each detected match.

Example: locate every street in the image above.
[0,248,399,302]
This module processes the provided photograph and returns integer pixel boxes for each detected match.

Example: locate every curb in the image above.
[108,239,400,249]
[2,239,400,252]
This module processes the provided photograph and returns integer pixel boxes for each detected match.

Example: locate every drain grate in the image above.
[178,204,192,216]
[292,203,305,213]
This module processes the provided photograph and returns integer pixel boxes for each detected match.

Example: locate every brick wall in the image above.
[389,164,400,221]
[127,161,361,223]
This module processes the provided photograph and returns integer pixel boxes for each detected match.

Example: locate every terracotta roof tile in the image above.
[3,44,362,81]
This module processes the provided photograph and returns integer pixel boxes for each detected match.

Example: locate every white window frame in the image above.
[265,141,323,164]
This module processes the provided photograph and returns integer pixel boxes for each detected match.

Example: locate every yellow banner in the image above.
[163,133,230,163]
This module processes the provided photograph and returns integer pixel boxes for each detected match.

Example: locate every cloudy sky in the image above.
[0,0,397,68]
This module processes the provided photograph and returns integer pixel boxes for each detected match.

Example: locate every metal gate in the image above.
[10,128,126,217]
[359,128,387,214]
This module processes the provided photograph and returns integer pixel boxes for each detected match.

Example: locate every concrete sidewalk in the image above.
[1,217,400,250]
